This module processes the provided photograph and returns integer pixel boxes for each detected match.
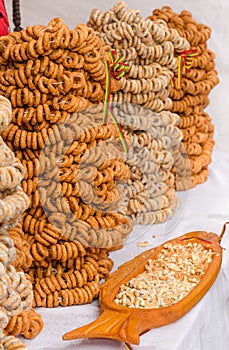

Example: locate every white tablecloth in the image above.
[4,0,229,348]
[23,150,229,350]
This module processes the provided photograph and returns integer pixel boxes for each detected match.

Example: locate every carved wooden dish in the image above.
[63,231,223,345]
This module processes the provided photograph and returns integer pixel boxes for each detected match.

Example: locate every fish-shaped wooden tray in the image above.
[63,231,223,345]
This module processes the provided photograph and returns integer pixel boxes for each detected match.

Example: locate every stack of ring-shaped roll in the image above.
[149,7,219,190]
[0,17,133,310]
[0,95,43,349]
[112,103,182,225]
[88,2,189,224]
[23,104,132,308]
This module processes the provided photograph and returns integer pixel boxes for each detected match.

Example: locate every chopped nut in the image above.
[137,241,150,247]
[114,242,214,309]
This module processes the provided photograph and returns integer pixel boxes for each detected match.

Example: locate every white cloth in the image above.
[3,1,229,349]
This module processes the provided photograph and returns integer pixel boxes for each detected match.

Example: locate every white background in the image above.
[3,1,229,349]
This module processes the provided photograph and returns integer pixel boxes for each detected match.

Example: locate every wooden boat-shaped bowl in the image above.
[63,231,223,345]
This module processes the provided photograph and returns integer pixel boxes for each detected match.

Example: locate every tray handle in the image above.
[62,309,141,345]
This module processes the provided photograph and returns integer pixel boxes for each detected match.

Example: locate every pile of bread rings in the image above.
[0,17,132,314]
[150,6,219,190]
[0,95,43,349]
[88,1,189,224]
[111,103,182,224]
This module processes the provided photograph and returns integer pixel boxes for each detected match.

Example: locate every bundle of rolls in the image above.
[0,95,43,349]
[88,1,190,224]
[0,17,133,308]
[112,103,182,225]
[5,224,44,340]
[149,7,219,190]
[26,105,132,308]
